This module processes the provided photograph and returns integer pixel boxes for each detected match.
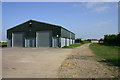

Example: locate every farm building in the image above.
[7,20,75,47]
[87,39,98,43]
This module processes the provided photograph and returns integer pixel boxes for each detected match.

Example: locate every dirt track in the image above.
[2,44,118,78]
[58,43,118,78]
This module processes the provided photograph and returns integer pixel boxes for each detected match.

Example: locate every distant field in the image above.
[89,43,120,67]
[62,41,90,48]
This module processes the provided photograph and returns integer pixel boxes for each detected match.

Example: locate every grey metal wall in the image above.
[71,33,75,39]
[52,37,61,47]
[7,39,12,47]
[12,32,25,47]
[7,20,61,40]
[61,28,70,38]
[25,38,35,47]
[36,31,52,47]
[61,28,75,39]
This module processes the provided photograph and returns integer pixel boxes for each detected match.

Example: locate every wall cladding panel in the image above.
[25,38,35,47]
[7,39,12,47]
[61,28,70,38]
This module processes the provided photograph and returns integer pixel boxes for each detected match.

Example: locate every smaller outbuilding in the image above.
[87,39,99,43]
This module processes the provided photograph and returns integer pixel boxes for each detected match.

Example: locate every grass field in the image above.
[62,41,90,48]
[89,43,120,67]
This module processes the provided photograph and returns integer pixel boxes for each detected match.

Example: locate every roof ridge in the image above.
[7,19,75,34]
[30,19,62,27]
[30,19,75,34]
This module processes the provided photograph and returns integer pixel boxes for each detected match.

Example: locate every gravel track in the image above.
[58,43,118,78]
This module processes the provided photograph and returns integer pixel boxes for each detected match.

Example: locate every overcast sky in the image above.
[1,2,118,40]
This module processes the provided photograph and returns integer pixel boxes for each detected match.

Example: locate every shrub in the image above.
[103,33,120,46]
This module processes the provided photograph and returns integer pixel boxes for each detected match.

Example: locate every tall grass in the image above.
[90,43,120,67]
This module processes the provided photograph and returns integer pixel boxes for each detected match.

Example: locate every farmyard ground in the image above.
[2,44,118,78]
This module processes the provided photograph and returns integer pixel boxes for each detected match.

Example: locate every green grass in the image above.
[89,43,120,67]
[62,41,90,48]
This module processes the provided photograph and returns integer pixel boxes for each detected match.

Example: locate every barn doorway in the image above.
[12,32,25,47]
[36,31,52,47]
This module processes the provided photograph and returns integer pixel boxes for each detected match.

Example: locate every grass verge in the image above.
[62,41,90,48]
[89,43,120,67]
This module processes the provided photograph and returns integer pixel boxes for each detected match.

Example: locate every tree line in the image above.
[101,33,120,46]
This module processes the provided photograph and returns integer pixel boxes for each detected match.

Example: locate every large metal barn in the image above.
[7,20,75,47]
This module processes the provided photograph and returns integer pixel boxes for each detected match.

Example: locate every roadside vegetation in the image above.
[62,41,90,48]
[90,33,120,67]
[90,43,120,67]
[103,33,120,46]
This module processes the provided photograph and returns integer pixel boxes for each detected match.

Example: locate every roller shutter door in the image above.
[36,31,52,47]
[12,32,25,47]
[70,39,72,45]
[61,38,65,47]
[66,38,70,46]
[52,37,58,47]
